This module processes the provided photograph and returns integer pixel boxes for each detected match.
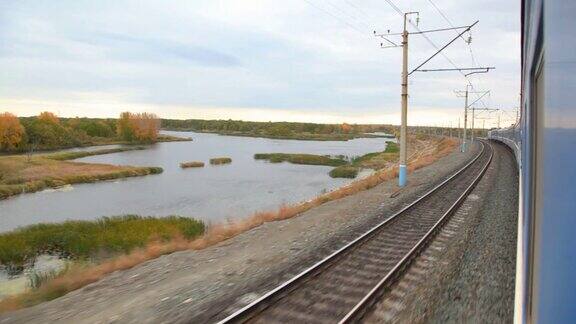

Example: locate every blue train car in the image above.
[488,0,576,322]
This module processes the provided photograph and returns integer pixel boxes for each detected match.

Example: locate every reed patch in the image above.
[180,161,205,168]
[254,153,347,167]
[209,157,232,165]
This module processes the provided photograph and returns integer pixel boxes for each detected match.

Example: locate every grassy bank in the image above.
[326,142,400,179]
[180,161,205,168]
[0,137,457,312]
[254,153,347,166]
[0,149,163,200]
[349,141,399,171]
[0,215,204,310]
[0,215,204,268]
[45,146,147,161]
[209,157,232,165]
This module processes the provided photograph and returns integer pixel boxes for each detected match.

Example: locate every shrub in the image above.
[384,141,399,153]
[329,166,359,178]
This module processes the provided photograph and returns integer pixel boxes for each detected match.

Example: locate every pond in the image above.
[0,131,391,232]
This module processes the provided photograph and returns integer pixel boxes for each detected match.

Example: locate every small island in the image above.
[180,161,205,168]
[209,157,232,165]
[253,142,400,179]
[254,153,347,166]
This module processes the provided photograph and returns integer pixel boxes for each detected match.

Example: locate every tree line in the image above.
[161,119,395,137]
[0,112,160,152]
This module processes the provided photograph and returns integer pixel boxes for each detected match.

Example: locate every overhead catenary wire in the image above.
[302,0,371,38]
[342,0,394,34]
[322,0,372,30]
[394,0,487,107]
[426,0,478,67]
[424,0,488,107]
[381,0,490,109]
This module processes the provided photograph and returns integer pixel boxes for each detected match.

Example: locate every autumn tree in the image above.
[340,123,352,134]
[117,112,160,143]
[38,111,60,124]
[0,112,25,151]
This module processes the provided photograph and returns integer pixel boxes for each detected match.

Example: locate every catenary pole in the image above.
[462,85,469,152]
[398,12,413,187]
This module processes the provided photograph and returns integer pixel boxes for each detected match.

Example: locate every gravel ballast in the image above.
[366,140,518,323]
[1,141,479,324]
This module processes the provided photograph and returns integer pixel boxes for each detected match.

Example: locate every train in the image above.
[487,0,576,322]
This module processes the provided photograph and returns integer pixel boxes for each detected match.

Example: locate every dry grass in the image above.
[0,152,162,199]
[0,137,457,313]
[180,161,205,168]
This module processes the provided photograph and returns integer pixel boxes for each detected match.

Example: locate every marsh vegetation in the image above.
[0,215,205,268]
[0,148,162,199]
[209,157,232,165]
[254,153,347,166]
[180,161,205,168]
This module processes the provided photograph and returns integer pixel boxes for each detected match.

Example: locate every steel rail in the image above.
[340,140,493,323]
[217,141,490,324]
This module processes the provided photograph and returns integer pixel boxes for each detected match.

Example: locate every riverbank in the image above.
[0,148,163,200]
[0,136,460,320]
[0,134,191,157]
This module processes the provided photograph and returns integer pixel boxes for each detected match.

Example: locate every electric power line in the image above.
[302,0,370,38]
[425,0,478,66]
[381,0,490,109]
[322,0,372,30]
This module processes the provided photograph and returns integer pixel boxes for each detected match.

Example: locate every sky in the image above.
[0,0,520,127]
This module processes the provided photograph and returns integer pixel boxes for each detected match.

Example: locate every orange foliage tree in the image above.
[38,111,60,124]
[340,123,352,134]
[117,112,159,143]
[0,112,25,150]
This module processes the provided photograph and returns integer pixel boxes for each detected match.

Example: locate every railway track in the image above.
[218,140,493,324]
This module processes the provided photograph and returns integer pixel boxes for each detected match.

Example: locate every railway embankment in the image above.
[1,139,478,324]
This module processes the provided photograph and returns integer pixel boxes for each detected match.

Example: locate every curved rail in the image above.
[218,141,493,323]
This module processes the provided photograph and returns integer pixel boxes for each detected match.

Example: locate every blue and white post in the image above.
[399,16,409,187]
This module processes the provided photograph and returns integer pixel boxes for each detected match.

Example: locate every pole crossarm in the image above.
[374,24,471,37]
[408,20,479,76]
[379,36,401,48]
[416,67,495,73]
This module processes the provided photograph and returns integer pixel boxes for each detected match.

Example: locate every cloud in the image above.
[0,0,521,128]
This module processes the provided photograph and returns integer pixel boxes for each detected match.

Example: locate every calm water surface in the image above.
[0,132,390,232]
